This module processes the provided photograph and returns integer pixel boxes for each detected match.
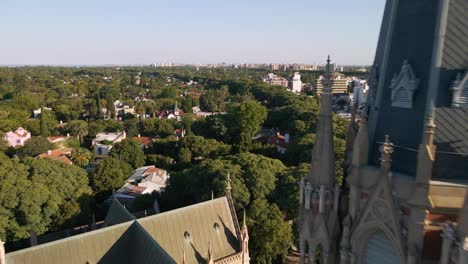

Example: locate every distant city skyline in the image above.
[0,0,385,65]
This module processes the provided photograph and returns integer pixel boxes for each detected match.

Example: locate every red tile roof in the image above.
[133,136,153,146]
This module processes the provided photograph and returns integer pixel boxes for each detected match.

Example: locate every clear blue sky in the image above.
[0,0,385,65]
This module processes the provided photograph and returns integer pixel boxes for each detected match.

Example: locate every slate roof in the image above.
[6,197,241,264]
[432,107,468,180]
[5,221,175,264]
[138,197,239,263]
[367,0,468,181]
[440,0,468,70]
[104,199,136,227]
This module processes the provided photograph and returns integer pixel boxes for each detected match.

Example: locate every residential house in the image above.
[37,148,73,165]
[255,131,290,154]
[32,107,52,118]
[47,134,71,148]
[173,129,185,140]
[4,127,31,147]
[116,166,169,199]
[114,100,135,119]
[92,131,126,156]
[157,103,184,121]
[132,135,154,149]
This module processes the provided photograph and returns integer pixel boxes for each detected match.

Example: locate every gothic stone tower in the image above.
[298,56,341,264]
[340,0,468,263]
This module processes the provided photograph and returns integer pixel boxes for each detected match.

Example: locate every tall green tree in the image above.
[248,198,293,264]
[110,138,145,169]
[92,157,132,200]
[69,148,94,167]
[227,100,267,151]
[67,120,88,144]
[200,89,226,112]
[40,107,48,137]
[0,153,91,241]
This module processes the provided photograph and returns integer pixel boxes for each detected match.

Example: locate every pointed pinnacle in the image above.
[226,173,232,191]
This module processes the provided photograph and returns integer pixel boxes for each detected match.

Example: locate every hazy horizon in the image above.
[1,0,385,65]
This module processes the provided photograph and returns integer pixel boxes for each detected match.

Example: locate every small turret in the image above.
[241,210,249,264]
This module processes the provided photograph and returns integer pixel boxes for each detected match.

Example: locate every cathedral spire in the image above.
[308,56,336,186]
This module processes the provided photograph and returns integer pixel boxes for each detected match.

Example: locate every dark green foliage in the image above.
[248,198,293,264]
[226,100,267,151]
[91,157,132,201]
[66,120,88,144]
[110,138,145,169]
[16,137,55,158]
[192,115,228,142]
[0,153,92,241]
[179,135,231,162]
[69,148,93,167]
[155,118,174,138]
[200,89,226,112]
[123,119,139,137]
[133,192,158,212]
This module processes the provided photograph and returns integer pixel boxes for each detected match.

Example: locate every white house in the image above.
[4,127,31,147]
[92,131,126,156]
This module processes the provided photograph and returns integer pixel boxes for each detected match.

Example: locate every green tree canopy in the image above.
[226,100,267,151]
[200,89,226,112]
[248,198,293,264]
[16,136,55,158]
[179,135,231,163]
[92,157,132,201]
[110,138,145,169]
[0,153,91,241]
[69,148,94,167]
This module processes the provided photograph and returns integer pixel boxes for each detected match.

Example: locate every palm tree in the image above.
[70,148,93,167]
[67,120,88,144]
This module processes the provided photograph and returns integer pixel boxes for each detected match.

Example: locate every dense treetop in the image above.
[0,65,356,262]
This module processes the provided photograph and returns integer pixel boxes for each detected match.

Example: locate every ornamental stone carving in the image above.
[389,60,419,108]
[450,72,468,107]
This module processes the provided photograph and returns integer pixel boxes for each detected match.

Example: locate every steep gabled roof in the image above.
[6,197,241,264]
[138,197,239,263]
[104,199,136,227]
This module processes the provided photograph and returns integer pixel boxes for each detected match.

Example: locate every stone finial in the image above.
[242,209,247,231]
[424,115,436,146]
[0,239,5,264]
[225,173,232,192]
[379,135,394,164]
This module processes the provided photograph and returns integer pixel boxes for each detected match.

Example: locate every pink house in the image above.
[5,127,31,147]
